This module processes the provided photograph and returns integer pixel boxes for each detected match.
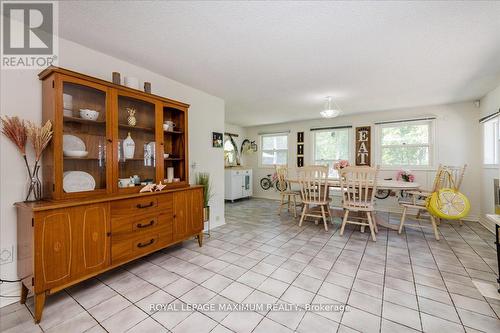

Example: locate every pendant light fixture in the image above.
[320,96,341,118]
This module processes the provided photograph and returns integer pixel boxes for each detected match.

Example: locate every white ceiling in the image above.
[59,1,500,127]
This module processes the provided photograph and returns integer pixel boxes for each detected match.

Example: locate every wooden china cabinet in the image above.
[15,67,203,323]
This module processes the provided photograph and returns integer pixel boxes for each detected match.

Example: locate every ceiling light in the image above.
[320,96,341,118]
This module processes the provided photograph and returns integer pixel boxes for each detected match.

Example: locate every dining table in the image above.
[287,177,421,230]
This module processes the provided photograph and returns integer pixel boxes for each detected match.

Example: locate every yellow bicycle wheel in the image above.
[426,189,470,220]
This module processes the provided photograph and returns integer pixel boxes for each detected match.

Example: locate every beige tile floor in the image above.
[1,198,500,333]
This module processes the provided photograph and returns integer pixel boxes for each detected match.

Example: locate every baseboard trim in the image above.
[479,216,496,234]
[0,281,20,308]
[206,219,226,230]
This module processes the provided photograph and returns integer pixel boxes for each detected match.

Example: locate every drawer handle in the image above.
[136,202,154,209]
[137,220,155,229]
[137,238,155,248]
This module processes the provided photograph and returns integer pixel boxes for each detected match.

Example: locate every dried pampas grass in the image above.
[1,116,27,155]
[26,120,53,161]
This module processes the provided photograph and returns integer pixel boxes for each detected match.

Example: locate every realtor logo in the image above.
[1,1,58,68]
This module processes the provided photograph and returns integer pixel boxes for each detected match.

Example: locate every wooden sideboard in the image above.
[16,186,203,323]
[15,67,204,323]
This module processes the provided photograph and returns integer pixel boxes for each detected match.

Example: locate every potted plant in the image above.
[196,172,214,222]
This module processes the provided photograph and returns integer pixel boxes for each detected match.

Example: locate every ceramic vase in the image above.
[123,132,135,159]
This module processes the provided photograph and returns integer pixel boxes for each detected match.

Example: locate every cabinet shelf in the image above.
[119,158,156,162]
[119,123,154,132]
[63,157,102,160]
[163,130,184,135]
[164,157,184,161]
[63,116,105,126]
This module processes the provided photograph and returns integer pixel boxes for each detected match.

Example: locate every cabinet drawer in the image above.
[111,196,158,217]
[111,213,172,239]
[111,228,172,264]
[157,193,173,211]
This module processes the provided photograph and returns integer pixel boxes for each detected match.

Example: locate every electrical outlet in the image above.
[0,246,14,265]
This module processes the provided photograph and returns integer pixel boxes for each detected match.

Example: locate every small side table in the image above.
[485,214,500,293]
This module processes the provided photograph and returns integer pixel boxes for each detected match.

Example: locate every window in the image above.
[260,133,288,166]
[483,117,499,165]
[377,120,433,167]
[313,128,350,176]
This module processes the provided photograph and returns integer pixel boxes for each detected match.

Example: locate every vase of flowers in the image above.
[334,159,350,170]
[1,116,53,201]
[397,169,415,182]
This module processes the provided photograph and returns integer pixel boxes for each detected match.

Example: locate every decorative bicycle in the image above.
[260,172,287,191]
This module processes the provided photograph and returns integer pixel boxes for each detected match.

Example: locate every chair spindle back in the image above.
[297,165,329,204]
[340,166,379,208]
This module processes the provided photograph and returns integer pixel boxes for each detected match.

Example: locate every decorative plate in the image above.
[63,134,86,151]
[63,150,89,158]
[63,171,96,193]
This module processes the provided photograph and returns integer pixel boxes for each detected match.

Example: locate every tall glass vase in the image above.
[25,163,42,202]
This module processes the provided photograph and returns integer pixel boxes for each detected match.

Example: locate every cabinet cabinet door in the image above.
[188,188,203,234]
[57,76,112,199]
[35,210,73,291]
[114,90,161,193]
[72,203,110,278]
[173,189,203,242]
[34,203,110,292]
[173,191,188,241]
[231,173,243,199]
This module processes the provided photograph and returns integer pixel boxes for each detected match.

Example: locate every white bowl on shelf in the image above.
[63,150,88,158]
[80,109,99,121]
[164,153,169,158]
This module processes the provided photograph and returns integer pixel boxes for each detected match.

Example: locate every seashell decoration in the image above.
[126,107,137,126]
[139,182,167,193]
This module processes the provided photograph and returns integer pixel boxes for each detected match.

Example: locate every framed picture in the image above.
[355,126,371,166]
[212,132,223,148]
[297,144,304,156]
[297,156,304,167]
[297,131,304,143]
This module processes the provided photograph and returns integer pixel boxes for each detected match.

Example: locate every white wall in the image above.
[244,102,481,220]
[479,84,500,232]
[0,38,225,305]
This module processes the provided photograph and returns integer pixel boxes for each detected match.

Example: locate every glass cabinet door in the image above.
[62,80,109,194]
[116,93,157,190]
[162,106,186,185]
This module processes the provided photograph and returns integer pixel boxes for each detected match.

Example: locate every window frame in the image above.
[375,119,436,170]
[483,116,499,167]
[259,132,289,167]
[311,127,353,177]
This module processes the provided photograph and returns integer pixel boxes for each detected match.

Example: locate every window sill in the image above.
[483,164,499,170]
[378,166,437,172]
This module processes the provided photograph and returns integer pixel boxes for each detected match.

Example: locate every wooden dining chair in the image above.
[297,165,331,231]
[276,165,301,217]
[339,166,379,241]
[398,164,467,240]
